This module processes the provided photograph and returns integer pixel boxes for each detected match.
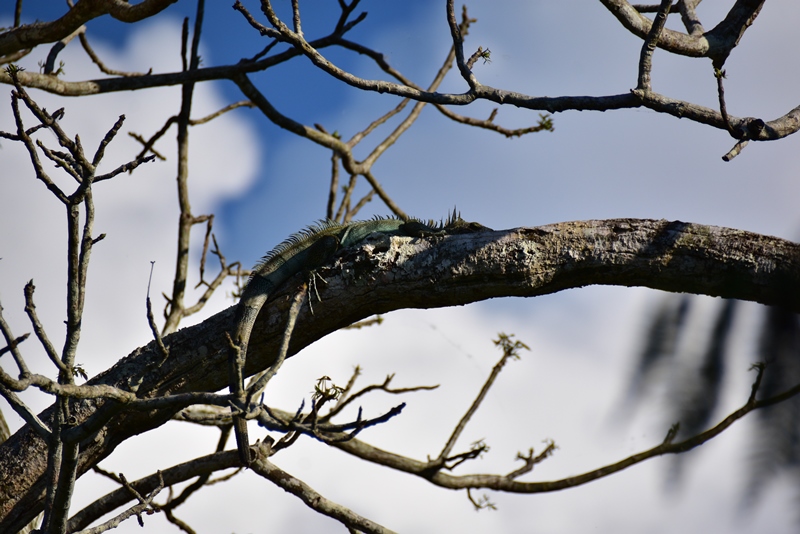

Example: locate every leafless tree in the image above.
[1,1,798,532]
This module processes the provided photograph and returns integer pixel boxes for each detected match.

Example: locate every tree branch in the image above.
[600,0,765,65]
[1,219,799,530]
[0,0,178,57]
[250,445,396,534]
[282,363,799,494]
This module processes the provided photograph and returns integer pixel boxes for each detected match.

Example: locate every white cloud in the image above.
[0,18,259,401]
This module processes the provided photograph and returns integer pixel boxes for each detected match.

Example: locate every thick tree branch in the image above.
[0,0,178,58]
[1,219,798,530]
[600,0,765,66]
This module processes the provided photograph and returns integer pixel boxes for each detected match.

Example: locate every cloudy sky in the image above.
[1,1,799,532]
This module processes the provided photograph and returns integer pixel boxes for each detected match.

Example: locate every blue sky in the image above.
[2,1,800,532]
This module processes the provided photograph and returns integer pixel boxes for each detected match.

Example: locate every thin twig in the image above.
[361,171,407,220]
[69,453,240,532]
[246,286,308,402]
[505,440,557,479]
[0,382,51,438]
[162,0,206,336]
[189,101,255,125]
[22,281,64,372]
[146,263,170,364]
[78,472,165,534]
[79,31,152,77]
[435,335,526,464]
[326,148,340,219]
[196,216,215,286]
[322,373,438,422]
[445,0,478,89]
[722,139,749,162]
[637,0,673,91]
[291,0,303,37]
[294,364,800,495]
[44,25,84,75]
[715,68,734,135]
[336,173,358,222]
[130,116,177,161]
[250,454,397,534]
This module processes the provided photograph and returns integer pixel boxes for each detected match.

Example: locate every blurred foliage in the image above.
[624,295,800,504]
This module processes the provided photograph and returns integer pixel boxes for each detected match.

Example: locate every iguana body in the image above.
[229,212,486,464]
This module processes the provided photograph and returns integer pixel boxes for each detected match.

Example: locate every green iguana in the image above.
[229,211,487,465]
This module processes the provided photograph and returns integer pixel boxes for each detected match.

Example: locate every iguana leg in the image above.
[228,338,252,465]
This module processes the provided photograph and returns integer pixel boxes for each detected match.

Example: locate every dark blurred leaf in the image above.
[674,299,735,438]
[745,306,800,506]
[622,295,691,412]
[665,299,736,487]
[627,294,800,510]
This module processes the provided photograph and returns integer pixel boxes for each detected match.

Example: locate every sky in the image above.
[1,1,800,533]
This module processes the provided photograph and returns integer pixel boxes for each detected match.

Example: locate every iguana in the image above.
[229,211,487,465]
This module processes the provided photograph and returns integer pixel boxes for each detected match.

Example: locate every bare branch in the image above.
[78,31,152,77]
[326,144,340,220]
[93,153,156,182]
[232,1,280,39]
[0,383,51,439]
[161,0,207,336]
[246,287,307,402]
[250,446,397,534]
[75,472,164,534]
[146,264,170,365]
[705,0,766,68]
[43,25,84,75]
[46,439,79,533]
[283,365,800,496]
[637,0,672,92]
[4,11,795,152]
[335,173,358,222]
[7,79,69,203]
[189,101,255,125]
[20,280,66,371]
[91,114,126,167]
[722,139,749,162]
[677,0,704,36]
[323,373,438,422]
[13,0,22,28]
[291,0,303,37]
[0,0,177,57]
[435,334,528,466]
[445,1,478,89]
[360,171,407,220]
[435,107,554,138]
[68,453,236,532]
[505,440,558,479]
[631,88,797,145]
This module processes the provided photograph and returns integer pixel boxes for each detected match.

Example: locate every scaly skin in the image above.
[229,212,488,465]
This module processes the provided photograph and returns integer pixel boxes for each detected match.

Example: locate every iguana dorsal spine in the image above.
[229,211,484,465]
